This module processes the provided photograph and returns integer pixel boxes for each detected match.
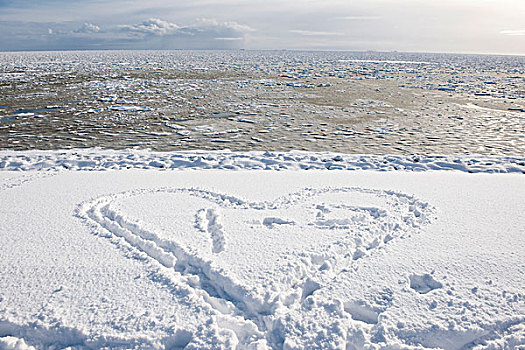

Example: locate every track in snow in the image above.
[77,186,434,348]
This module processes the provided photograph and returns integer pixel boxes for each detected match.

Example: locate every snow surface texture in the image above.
[0,149,524,173]
[0,151,524,349]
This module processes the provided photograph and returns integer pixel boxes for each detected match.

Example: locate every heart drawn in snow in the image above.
[78,187,432,322]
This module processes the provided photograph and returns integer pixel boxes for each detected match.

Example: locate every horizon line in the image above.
[0,48,524,57]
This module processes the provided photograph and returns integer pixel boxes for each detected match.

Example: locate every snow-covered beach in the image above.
[1,150,523,349]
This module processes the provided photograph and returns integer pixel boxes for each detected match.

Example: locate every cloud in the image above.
[0,17,255,50]
[193,18,255,34]
[118,18,179,36]
[500,29,525,36]
[289,30,344,36]
[116,18,253,40]
[73,22,100,34]
[177,18,254,41]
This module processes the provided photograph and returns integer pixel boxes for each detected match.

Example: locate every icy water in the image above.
[0,50,523,155]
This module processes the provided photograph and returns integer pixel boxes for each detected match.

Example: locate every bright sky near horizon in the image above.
[0,0,523,54]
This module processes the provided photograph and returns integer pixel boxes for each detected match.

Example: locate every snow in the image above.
[0,336,35,350]
[0,150,524,349]
[409,274,444,294]
[0,149,524,173]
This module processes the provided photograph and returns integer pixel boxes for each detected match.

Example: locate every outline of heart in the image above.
[77,186,433,347]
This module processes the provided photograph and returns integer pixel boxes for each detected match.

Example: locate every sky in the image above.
[0,0,523,54]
